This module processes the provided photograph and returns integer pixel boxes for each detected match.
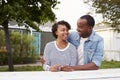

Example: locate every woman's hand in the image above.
[50,64,61,72]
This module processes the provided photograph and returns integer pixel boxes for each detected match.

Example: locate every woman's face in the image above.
[55,24,69,41]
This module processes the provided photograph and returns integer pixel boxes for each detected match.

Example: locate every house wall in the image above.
[40,32,55,55]
[32,32,41,54]
[95,28,120,61]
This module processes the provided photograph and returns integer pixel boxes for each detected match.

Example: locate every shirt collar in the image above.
[87,30,95,41]
[79,30,96,42]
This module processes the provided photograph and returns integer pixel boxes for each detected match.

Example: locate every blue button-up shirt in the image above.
[68,31,104,67]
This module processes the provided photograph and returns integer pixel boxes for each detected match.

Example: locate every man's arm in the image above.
[71,38,103,70]
[72,62,99,70]
[62,62,99,71]
[62,37,103,71]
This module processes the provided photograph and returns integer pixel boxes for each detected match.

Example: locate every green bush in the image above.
[0,30,7,65]
[0,30,5,46]
[0,30,39,65]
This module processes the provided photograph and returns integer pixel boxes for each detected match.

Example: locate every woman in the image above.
[43,20,78,71]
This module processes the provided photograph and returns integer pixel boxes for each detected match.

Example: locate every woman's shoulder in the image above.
[46,41,55,47]
[68,42,77,49]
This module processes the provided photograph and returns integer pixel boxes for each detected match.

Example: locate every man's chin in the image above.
[78,32,82,36]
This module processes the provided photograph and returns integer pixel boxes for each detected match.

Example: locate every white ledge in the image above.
[0,68,120,80]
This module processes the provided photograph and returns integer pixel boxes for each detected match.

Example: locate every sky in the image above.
[53,0,102,30]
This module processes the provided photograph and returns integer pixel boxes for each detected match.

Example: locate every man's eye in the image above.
[79,26,83,28]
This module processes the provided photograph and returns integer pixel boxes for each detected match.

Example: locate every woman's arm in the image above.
[43,43,51,71]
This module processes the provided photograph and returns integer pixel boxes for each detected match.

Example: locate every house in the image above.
[0,21,41,54]
[0,21,55,55]
[94,23,120,61]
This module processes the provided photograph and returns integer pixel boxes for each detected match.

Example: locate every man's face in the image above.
[77,19,92,38]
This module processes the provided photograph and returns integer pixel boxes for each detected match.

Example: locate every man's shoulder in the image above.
[90,31,103,41]
[94,32,103,40]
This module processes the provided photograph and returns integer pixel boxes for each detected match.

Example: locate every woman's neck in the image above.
[56,39,68,49]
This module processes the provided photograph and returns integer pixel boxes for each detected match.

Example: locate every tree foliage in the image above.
[0,0,59,71]
[0,0,59,31]
[85,0,120,32]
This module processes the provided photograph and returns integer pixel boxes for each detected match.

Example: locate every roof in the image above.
[0,21,55,32]
[94,22,112,30]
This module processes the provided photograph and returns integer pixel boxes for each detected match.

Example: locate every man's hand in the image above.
[61,66,74,71]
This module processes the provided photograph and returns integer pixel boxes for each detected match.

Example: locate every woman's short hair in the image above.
[52,20,71,38]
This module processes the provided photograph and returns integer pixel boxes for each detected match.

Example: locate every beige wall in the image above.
[95,28,120,61]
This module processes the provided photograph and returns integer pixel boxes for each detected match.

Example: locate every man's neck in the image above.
[82,30,92,38]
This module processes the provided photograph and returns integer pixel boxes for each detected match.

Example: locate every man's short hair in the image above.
[80,15,95,28]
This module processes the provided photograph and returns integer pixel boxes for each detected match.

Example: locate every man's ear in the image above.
[89,26,93,30]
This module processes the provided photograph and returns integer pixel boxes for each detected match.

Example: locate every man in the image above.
[62,15,104,71]
[41,15,104,71]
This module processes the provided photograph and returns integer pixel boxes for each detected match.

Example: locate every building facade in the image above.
[94,23,120,61]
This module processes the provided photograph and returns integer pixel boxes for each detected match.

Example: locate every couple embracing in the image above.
[42,15,104,72]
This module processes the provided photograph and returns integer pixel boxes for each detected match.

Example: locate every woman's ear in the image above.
[55,31,58,36]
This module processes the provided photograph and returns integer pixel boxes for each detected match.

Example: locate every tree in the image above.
[0,0,59,71]
[85,0,120,32]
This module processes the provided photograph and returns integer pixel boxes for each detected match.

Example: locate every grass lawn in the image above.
[0,61,120,71]
[100,61,120,69]
[0,66,43,72]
